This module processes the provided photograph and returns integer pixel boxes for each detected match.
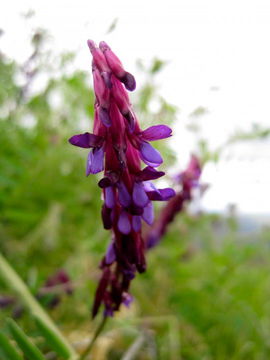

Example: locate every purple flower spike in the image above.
[69,40,174,318]
[117,181,131,207]
[69,132,103,148]
[86,147,104,175]
[139,142,163,167]
[147,187,176,201]
[142,202,154,225]
[105,242,116,265]
[98,107,111,127]
[132,215,142,231]
[132,182,149,207]
[105,187,115,209]
[118,211,131,234]
[141,125,172,141]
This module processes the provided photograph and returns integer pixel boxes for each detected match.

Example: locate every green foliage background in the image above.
[1,28,270,360]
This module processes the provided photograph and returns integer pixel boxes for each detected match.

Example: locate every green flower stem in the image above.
[0,252,78,360]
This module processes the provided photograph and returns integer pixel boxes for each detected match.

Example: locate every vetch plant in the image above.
[69,40,175,318]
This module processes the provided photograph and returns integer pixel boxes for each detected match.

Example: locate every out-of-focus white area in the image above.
[1,0,270,215]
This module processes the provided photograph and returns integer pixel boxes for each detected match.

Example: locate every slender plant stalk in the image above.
[0,252,78,360]
[79,316,107,360]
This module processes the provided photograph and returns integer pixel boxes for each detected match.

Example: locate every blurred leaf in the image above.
[35,315,71,359]
[7,318,46,360]
[0,331,23,360]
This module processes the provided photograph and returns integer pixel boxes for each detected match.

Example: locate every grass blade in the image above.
[0,331,23,360]
[35,315,71,359]
[0,252,78,360]
[7,318,46,360]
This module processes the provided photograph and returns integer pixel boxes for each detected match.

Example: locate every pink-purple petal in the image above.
[141,125,172,141]
[98,107,111,127]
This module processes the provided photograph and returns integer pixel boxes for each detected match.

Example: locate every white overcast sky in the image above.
[1,0,270,214]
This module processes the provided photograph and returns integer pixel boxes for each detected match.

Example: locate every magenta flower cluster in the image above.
[69,40,175,317]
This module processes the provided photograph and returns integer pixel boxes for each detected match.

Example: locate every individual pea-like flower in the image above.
[69,40,175,317]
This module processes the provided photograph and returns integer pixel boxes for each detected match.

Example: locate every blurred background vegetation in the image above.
[1,24,270,360]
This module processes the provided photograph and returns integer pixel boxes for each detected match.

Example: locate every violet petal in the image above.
[136,166,165,181]
[117,211,131,235]
[86,147,104,175]
[139,142,163,167]
[117,181,131,207]
[105,186,115,209]
[142,202,154,225]
[141,125,172,141]
[122,293,133,307]
[132,215,142,232]
[105,242,116,265]
[132,182,149,208]
[147,187,176,201]
[69,132,103,148]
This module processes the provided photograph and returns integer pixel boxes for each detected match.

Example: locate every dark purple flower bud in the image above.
[117,211,131,234]
[139,141,163,167]
[104,307,114,317]
[142,202,154,225]
[86,147,104,175]
[136,166,165,181]
[102,205,112,229]
[0,296,15,308]
[98,107,111,127]
[105,242,116,265]
[92,267,111,318]
[117,181,131,207]
[98,177,112,188]
[132,215,142,231]
[105,186,115,209]
[99,41,136,91]
[69,132,103,148]
[132,182,149,208]
[124,110,135,133]
[99,41,125,78]
[141,125,172,141]
[147,187,176,201]
[121,72,136,91]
